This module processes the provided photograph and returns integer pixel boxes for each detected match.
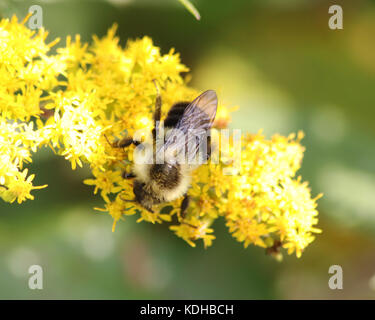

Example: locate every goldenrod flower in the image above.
[0,15,321,258]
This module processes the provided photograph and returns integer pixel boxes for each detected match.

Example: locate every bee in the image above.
[108,82,217,216]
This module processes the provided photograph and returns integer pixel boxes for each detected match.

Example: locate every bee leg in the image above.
[140,204,154,213]
[180,194,190,218]
[114,137,140,148]
[152,79,162,128]
[104,135,140,148]
[122,172,136,179]
[206,135,212,161]
[266,240,282,256]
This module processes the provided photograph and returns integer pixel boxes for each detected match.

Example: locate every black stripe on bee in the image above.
[164,102,190,128]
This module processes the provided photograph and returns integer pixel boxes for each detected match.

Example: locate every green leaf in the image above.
[177,0,201,21]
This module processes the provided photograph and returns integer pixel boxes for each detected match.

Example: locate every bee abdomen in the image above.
[164,102,190,128]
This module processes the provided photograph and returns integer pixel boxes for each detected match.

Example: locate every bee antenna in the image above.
[103,134,112,146]
[152,79,160,96]
[152,79,162,127]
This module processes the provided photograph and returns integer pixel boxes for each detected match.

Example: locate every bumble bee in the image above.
[108,82,217,216]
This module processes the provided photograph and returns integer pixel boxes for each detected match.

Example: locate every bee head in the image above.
[150,162,180,189]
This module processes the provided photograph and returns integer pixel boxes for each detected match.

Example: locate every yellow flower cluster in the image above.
[0,15,321,258]
[0,15,59,203]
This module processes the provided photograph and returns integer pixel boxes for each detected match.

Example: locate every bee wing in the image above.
[175,90,218,134]
[157,90,217,164]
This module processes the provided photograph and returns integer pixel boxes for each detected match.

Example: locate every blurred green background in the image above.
[1,0,375,299]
